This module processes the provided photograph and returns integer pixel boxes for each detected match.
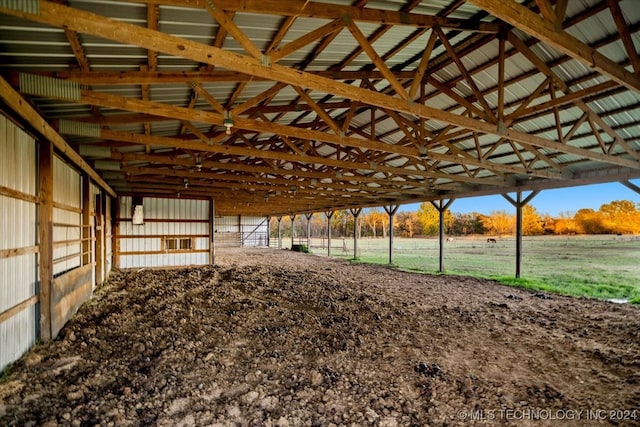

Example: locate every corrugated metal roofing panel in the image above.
[69,0,146,24]
[0,0,638,216]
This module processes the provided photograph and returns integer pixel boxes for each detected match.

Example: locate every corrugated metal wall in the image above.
[215,215,269,248]
[53,156,81,276]
[0,115,38,371]
[117,197,210,268]
[241,216,269,247]
[215,215,241,248]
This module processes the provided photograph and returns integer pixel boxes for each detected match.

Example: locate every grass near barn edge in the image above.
[315,235,640,305]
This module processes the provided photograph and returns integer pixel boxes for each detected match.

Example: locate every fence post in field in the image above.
[503,191,539,278]
[350,208,362,260]
[431,199,454,273]
[384,205,399,265]
[325,211,334,257]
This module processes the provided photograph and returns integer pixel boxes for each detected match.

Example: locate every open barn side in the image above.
[0,249,638,425]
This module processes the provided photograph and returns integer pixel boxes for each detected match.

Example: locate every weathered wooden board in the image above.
[51,263,93,338]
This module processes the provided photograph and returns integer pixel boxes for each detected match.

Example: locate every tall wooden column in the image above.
[350,208,362,259]
[503,191,539,278]
[95,194,105,286]
[325,211,334,257]
[277,216,282,249]
[38,140,53,342]
[431,199,453,273]
[266,216,271,248]
[209,198,215,265]
[384,205,399,265]
[289,214,296,248]
[113,197,120,269]
[81,174,92,267]
[305,213,313,249]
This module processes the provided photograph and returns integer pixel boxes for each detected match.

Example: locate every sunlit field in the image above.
[278,235,640,303]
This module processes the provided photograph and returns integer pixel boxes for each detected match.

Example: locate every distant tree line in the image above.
[270,199,640,238]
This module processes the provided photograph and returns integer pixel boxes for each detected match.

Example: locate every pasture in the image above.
[297,235,640,303]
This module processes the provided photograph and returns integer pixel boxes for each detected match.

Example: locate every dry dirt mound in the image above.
[1,248,639,426]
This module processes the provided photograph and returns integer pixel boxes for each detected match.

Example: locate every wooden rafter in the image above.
[467,0,640,94]
[117,0,502,32]
[1,0,639,216]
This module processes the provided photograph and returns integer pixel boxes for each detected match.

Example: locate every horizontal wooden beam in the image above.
[5,3,636,172]
[0,245,39,260]
[118,0,501,32]
[0,295,39,324]
[96,128,497,185]
[116,152,426,190]
[21,70,416,86]
[74,89,420,158]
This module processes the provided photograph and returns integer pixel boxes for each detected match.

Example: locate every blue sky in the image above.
[399,179,640,217]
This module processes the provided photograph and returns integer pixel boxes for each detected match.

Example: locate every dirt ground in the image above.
[1,248,639,426]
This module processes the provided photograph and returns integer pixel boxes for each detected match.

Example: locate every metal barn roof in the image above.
[1,0,639,215]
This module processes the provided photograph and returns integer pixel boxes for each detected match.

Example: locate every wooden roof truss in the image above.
[0,0,639,215]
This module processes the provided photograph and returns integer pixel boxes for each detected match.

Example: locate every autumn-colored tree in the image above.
[362,208,387,238]
[482,210,515,236]
[269,216,295,238]
[541,213,556,234]
[330,210,353,237]
[552,212,582,235]
[416,202,454,235]
[396,211,419,237]
[522,205,544,235]
[574,208,610,234]
[381,211,392,238]
[599,200,640,234]
[449,212,486,235]
[307,213,325,237]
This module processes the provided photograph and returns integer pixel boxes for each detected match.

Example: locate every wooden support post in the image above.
[81,173,91,267]
[289,214,296,248]
[105,196,112,280]
[95,193,105,286]
[384,205,399,265]
[305,213,313,249]
[38,139,53,342]
[325,211,334,257]
[503,191,539,278]
[238,215,243,248]
[266,216,271,249]
[209,198,215,265]
[113,197,120,269]
[350,208,362,259]
[622,180,640,195]
[277,216,282,249]
[431,199,454,273]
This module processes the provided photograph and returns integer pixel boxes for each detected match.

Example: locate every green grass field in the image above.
[285,235,640,304]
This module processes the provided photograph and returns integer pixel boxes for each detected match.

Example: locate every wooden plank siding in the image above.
[51,263,93,338]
